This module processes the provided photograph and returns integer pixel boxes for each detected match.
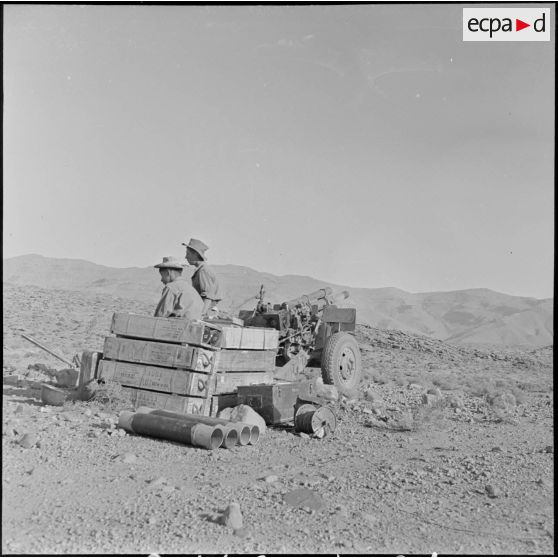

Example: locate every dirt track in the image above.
[2,284,554,555]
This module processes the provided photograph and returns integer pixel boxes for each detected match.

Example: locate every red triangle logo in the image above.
[516,19,530,31]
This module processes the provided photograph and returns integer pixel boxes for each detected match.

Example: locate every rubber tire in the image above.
[321,332,362,395]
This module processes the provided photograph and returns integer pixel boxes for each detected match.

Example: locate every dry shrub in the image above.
[92,380,133,412]
[485,390,519,424]
[468,379,495,399]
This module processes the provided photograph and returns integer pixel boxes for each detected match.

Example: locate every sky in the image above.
[3,4,555,298]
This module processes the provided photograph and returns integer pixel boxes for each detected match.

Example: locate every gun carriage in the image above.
[239,286,362,395]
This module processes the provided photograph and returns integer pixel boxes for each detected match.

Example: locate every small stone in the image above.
[490,446,503,452]
[233,526,249,538]
[222,502,243,530]
[149,476,167,486]
[544,445,553,454]
[264,475,279,483]
[298,432,310,439]
[14,405,24,414]
[19,433,38,449]
[427,387,442,398]
[422,394,437,406]
[118,452,137,464]
[408,383,423,390]
[485,484,501,498]
[364,388,381,403]
[84,409,92,417]
[314,378,339,401]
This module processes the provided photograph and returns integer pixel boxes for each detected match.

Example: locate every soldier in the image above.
[153,256,203,320]
[182,238,222,317]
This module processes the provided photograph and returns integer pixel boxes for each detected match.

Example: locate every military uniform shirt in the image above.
[154,276,204,320]
[191,263,222,303]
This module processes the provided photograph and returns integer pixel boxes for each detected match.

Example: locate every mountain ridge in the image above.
[3,254,553,348]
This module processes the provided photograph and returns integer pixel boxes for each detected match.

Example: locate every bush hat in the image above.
[182,238,208,261]
[154,256,185,270]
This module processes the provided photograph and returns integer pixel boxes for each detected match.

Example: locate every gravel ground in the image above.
[2,283,554,555]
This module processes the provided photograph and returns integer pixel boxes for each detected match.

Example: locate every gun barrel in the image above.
[21,334,75,368]
[285,287,333,308]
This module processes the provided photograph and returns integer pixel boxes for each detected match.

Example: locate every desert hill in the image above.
[3,254,553,347]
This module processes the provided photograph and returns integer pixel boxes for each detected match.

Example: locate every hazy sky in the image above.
[3,4,554,298]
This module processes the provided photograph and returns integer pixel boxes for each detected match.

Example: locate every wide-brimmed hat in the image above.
[182,238,208,261]
[154,256,185,270]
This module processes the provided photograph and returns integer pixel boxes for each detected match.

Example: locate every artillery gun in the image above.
[238,286,362,395]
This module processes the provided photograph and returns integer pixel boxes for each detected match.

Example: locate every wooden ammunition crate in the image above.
[103,337,216,372]
[215,349,276,372]
[98,360,215,398]
[123,387,211,416]
[237,380,314,425]
[219,326,279,350]
[210,393,239,417]
[111,313,222,348]
[99,360,274,397]
[213,370,275,393]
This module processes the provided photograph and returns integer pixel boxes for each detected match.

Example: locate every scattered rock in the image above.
[544,445,553,454]
[283,488,324,511]
[222,502,243,530]
[233,526,249,538]
[19,433,39,449]
[427,387,442,398]
[264,475,279,483]
[364,388,382,403]
[115,452,137,464]
[448,396,463,409]
[149,476,167,486]
[490,446,503,452]
[422,393,438,406]
[3,375,23,387]
[490,392,516,409]
[536,477,552,488]
[485,484,501,499]
[408,383,423,390]
[14,405,25,414]
[218,405,266,436]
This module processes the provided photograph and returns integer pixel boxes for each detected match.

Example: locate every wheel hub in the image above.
[338,347,356,383]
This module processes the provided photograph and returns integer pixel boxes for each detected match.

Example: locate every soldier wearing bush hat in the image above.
[183,238,222,317]
[153,256,203,320]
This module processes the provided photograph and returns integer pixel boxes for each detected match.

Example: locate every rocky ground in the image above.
[2,283,554,555]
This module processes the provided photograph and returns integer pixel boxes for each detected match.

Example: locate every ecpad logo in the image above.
[463,8,550,41]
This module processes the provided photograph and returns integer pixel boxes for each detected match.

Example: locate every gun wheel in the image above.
[321,332,362,395]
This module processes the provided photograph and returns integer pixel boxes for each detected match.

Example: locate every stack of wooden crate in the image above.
[96,313,279,417]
